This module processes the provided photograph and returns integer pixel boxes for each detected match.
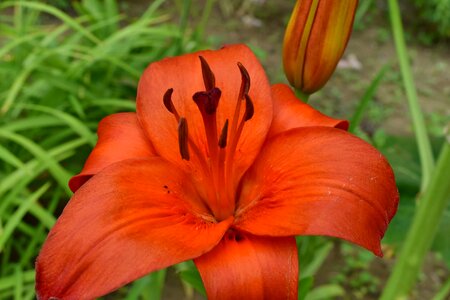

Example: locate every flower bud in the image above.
[283,0,358,94]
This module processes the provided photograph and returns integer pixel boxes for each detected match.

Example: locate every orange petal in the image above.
[268,84,348,138]
[195,233,298,300]
[137,44,272,184]
[68,113,155,192]
[36,158,232,300]
[235,127,398,256]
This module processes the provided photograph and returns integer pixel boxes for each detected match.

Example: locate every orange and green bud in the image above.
[283,0,358,94]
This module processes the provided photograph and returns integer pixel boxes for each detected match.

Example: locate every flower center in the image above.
[163,56,254,221]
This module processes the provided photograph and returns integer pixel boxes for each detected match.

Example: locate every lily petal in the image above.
[267,84,348,139]
[195,233,298,300]
[69,113,155,192]
[235,127,398,256]
[36,158,232,300]
[137,44,273,183]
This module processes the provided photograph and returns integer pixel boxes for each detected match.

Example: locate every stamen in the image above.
[224,62,254,209]
[191,61,221,181]
[178,117,190,160]
[218,119,229,148]
[163,88,174,113]
[230,63,251,139]
[217,119,229,216]
[199,56,215,90]
[163,88,180,120]
[237,62,250,100]
[226,94,253,173]
[244,94,254,121]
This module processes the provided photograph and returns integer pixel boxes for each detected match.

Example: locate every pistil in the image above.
[193,58,232,220]
[163,57,254,221]
[192,88,221,163]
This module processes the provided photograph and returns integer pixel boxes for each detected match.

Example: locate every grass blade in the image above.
[349,65,389,133]
[0,183,50,252]
[22,104,97,146]
[0,144,24,168]
[0,129,72,194]
[0,1,100,44]
[0,270,34,291]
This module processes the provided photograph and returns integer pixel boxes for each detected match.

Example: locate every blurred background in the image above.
[0,0,449,299]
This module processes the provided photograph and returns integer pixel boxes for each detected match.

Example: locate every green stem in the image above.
[294,88,310,103]
[388,0,435,191]
[380,141,450,300]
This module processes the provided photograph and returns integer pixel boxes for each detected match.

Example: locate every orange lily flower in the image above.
[36,45,398,299]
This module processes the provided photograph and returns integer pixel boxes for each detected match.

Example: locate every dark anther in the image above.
[199,56,215,91]
[178,117,190,160]
[163,88,175,113]
[244,94,254,121]
[193,87,222,115]
[218,119,229,148]
[237,62,250,99]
